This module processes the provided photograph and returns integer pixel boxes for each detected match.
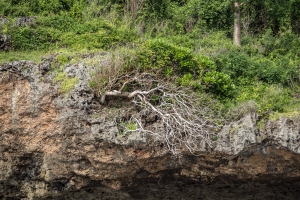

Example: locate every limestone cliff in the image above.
[1,58,300,199]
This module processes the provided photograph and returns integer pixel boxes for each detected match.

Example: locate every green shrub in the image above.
[214,51,254,80]
[10,21,62,50]
[235,83,298,115]
[195,31,238,56]
[136,39,215,76]
[257,85,295,114]
[214,50,300,87]
[260,30,300,58]
[35,14,78,32]
[203,71,234,98]
[57,54,69,65]
[136,0,173,22]
[8,14,136,51]
[164,35,195,49]
[252,56,298,86]
[0,0,32,16]
[0,0,82,16]
[176,73,202,89]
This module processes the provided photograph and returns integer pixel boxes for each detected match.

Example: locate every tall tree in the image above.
[233,1,241,47]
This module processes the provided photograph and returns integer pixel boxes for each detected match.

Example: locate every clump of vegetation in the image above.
[53,71,78,94]
[118,121,138,137]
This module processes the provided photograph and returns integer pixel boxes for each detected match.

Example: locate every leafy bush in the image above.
[138,0,173,21]
[214,51,254,81]
[128,39,235,98]
[10,25,61,50]
[214,50,300,87]
[60,24,136,50]
[35,14,78,32]
[253,56,299,86]
[193,31,238,56]
[56,54,69,65]
[8,14,136,51]
[260,30,300,58]
[235,83,298,115]
[203,71,235,98]
[136,39,215,77]
[0,0,80,16]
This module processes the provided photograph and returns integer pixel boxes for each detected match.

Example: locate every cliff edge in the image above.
[1,59,300,199]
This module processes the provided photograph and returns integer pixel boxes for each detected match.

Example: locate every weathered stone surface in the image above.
[15,17,36,27]
[0,16,9,26]
[0,34,10,51]
[0,16,9,50]
[0,60,300,199]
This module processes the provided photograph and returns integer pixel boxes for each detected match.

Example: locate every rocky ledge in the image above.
[0,59,300,199]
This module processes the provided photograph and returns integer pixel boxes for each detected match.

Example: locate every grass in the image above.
[0,47,107,65]
[53,71,79,94]
[0,50,46,64]
[126,122,137,131]
[269,111,300,121]
[60,76,79,93]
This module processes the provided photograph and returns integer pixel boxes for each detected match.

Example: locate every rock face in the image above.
[0,16,10,51]
[1,60,300,199]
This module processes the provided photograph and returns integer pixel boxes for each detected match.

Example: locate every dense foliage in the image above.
[1,0,300,120]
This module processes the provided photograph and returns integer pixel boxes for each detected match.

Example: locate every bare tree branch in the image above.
[100,86,163,104]
[97,72,215,156]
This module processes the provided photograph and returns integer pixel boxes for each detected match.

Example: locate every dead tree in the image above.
[98,72,215,155]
